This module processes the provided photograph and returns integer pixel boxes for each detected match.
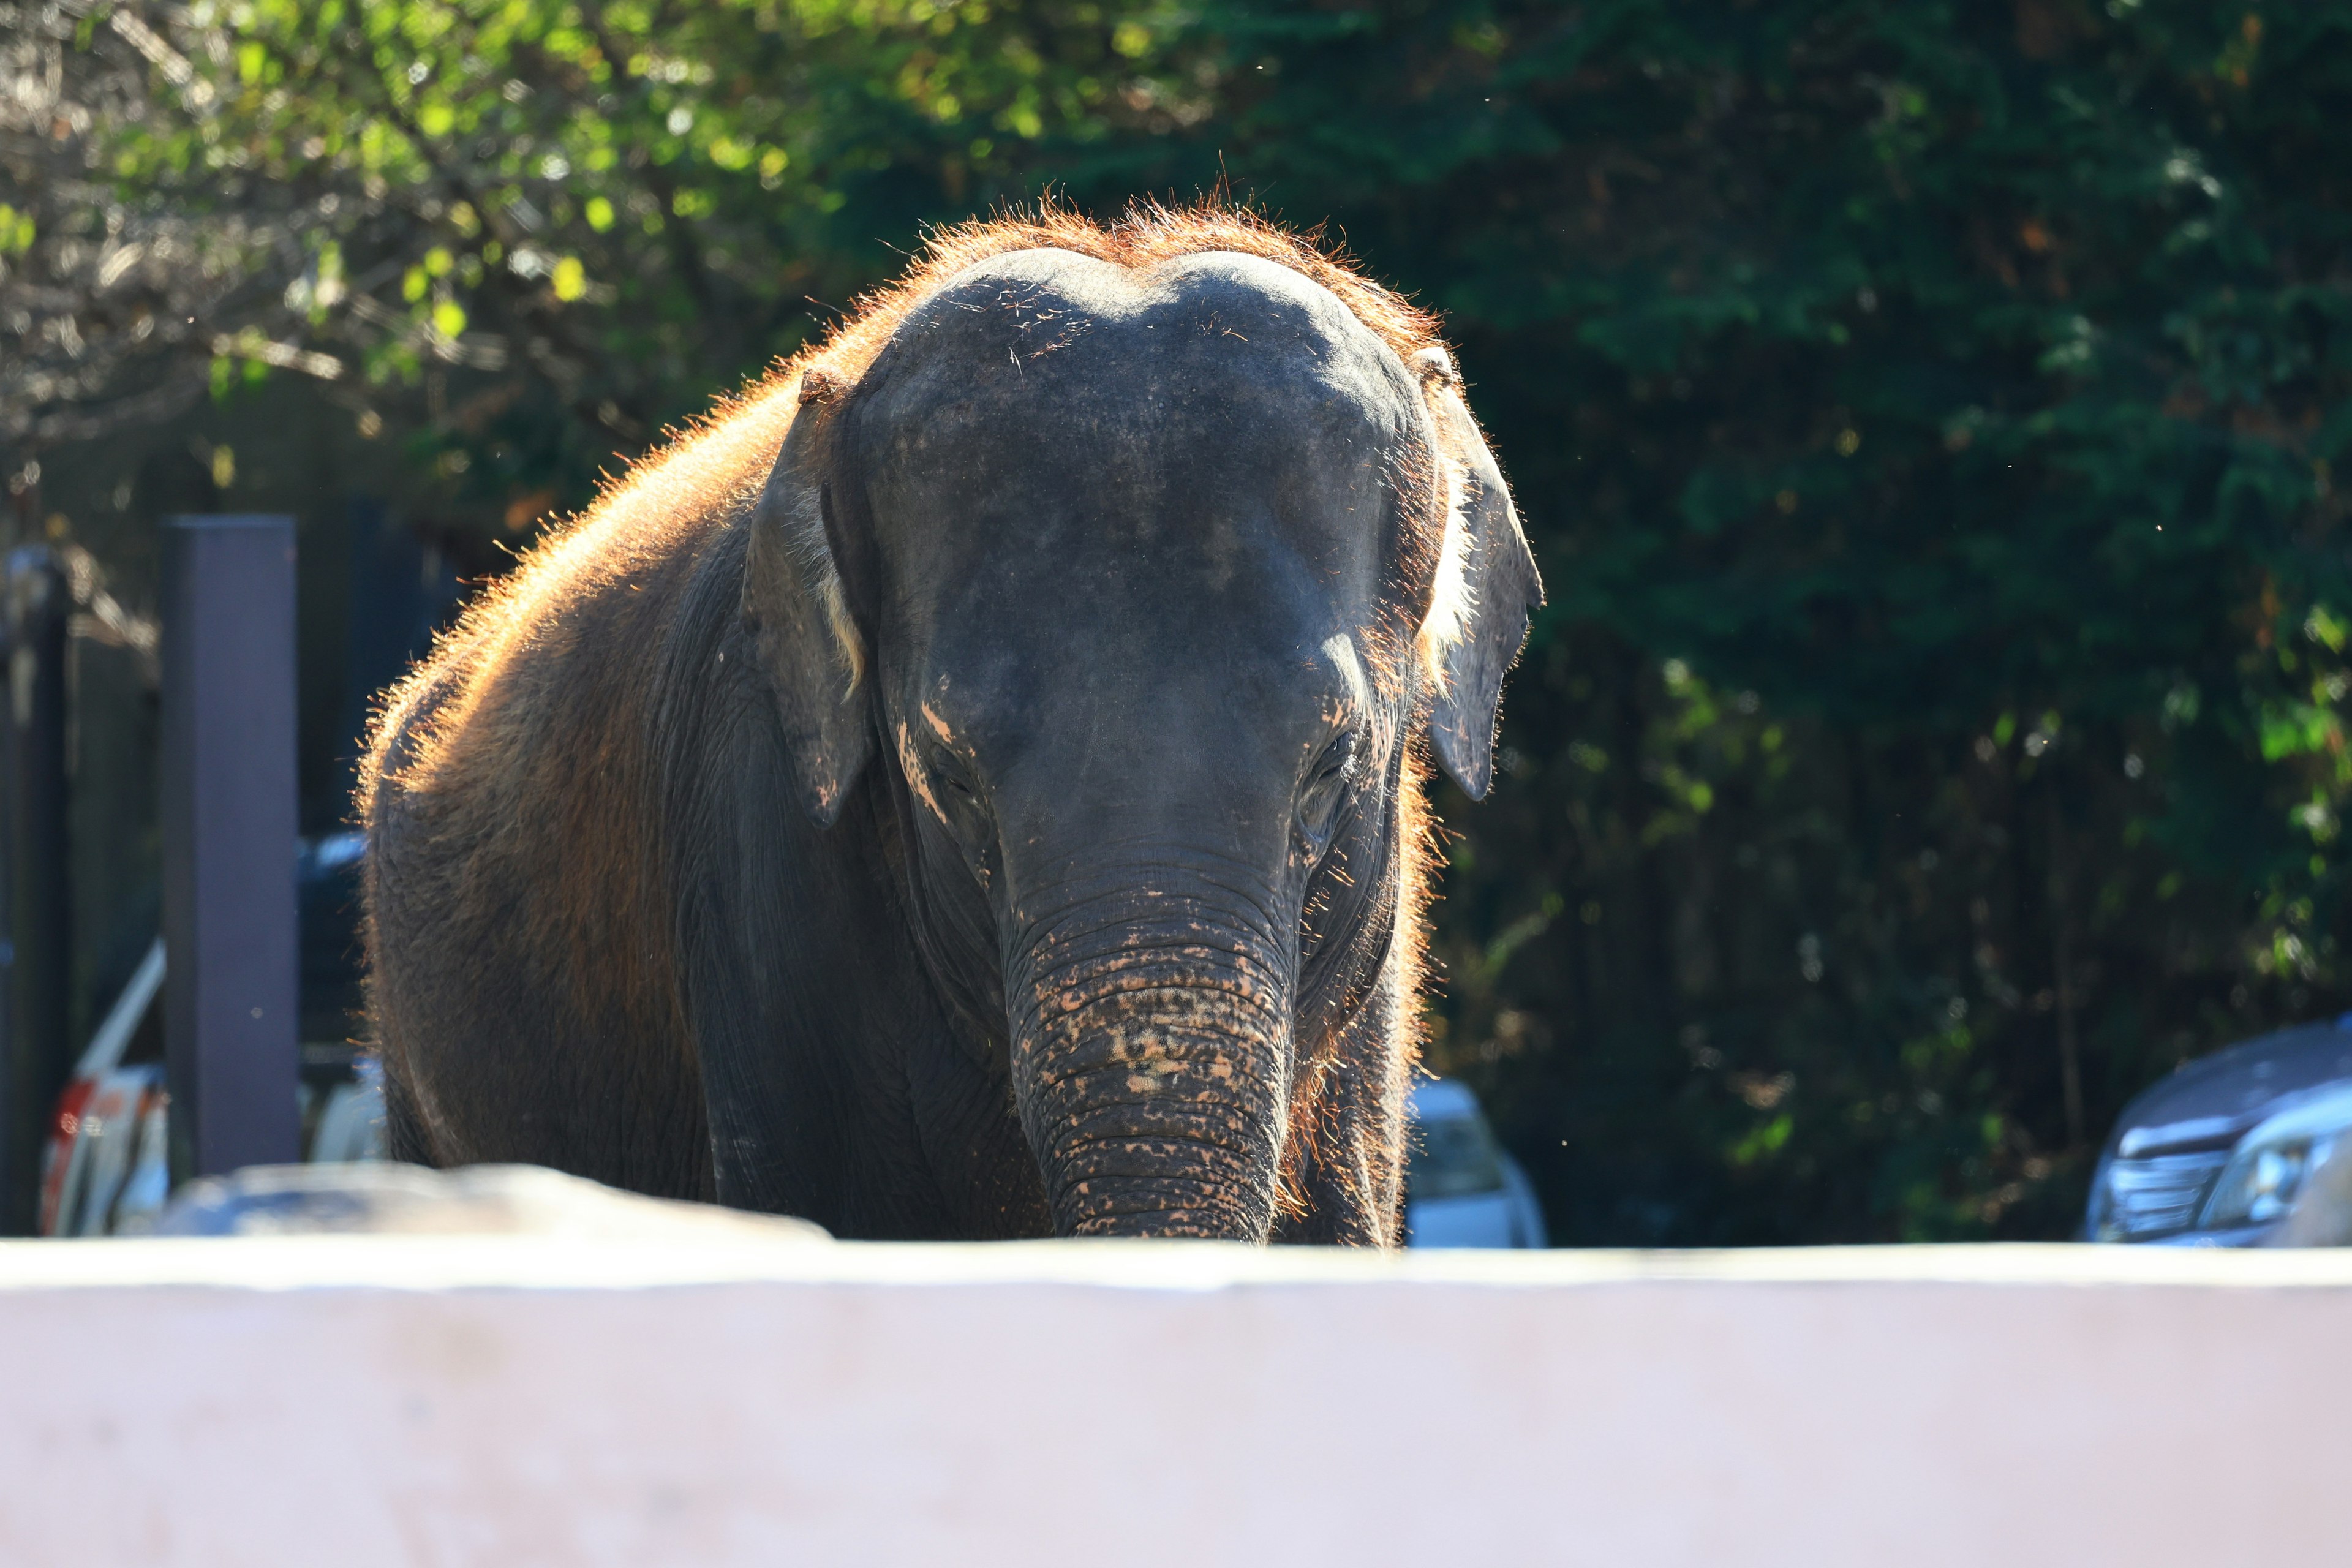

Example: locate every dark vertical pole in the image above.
[1,546,71,1234]
[162,516,299,1178]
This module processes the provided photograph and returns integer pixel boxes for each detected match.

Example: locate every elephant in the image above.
[359,204,1542,1243]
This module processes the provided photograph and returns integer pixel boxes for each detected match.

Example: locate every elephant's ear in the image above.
[742,369,873,827]
[1411,347,1545,801]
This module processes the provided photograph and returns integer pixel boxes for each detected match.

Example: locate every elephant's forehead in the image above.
[850,247,1420,662]
[857,246,1419,450]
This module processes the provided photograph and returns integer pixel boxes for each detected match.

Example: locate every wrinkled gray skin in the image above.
[370,247,1539,1243]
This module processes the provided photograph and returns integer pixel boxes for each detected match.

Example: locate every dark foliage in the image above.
[12,1,2351,1241]
[1177,1,2352,1241]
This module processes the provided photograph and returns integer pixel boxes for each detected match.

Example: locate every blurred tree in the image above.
[10,0,2352,1243]
[2,0,1207,516]
[1,2,224,454]
[1178,0,2352,1242]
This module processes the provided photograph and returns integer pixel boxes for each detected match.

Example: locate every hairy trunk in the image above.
[1006,883,1292,1238]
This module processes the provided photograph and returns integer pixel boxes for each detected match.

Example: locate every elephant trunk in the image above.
[1007,877,1292,1239]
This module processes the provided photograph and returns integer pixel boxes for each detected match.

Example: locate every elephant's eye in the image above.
[923,744,997,883]
[1298,732,1360,851]
[929,745,978,801]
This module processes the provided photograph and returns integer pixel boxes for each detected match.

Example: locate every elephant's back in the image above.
[363,375,800,813]
[356,376,802,1196]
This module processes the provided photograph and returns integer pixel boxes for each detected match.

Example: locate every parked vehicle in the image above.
[1404,1078,1547,1248]
[38,833,386,1235]
[2083,1016,2352,1246]
[39,938,170,1237]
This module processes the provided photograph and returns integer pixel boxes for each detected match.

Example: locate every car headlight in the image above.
[2201,1082,2352,1230]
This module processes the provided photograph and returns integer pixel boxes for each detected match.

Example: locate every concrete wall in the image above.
[4,1240,2348,1566]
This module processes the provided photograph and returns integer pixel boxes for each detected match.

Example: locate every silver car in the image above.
[1404,1078,1547,1248]
[2084,1016,2352,1246]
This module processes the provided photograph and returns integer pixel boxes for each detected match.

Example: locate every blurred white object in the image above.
[39,931,393,1236]
[1404,1077,1546,1248]
[38,936,165,1235]
[110,1095,173,1235]
[157,1162,827,1240]
[75,937,164,1081]
[309,1055,389,1164]
[50,1065,164,1237]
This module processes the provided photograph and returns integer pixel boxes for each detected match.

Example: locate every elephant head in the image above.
[743,234,1540,1240]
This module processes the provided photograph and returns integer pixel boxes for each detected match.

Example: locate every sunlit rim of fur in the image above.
[360,198,1467,787]
[1415,458,1476,682]
[794,195,1446,393]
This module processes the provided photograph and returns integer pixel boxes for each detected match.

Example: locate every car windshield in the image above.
[1409,1114,1505,1200]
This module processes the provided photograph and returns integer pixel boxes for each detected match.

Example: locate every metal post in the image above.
[1,546,71,1234]
[161,516,299,1179]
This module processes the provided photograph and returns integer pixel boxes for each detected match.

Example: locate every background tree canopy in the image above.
[7,0,2350,1241]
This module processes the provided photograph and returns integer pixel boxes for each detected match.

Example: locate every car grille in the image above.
[2101,1150,2231,1240]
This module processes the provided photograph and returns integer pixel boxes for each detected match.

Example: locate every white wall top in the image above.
[4,1239,2348,1566]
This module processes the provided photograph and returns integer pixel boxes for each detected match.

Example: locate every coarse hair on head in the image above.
[793,193,1447,393]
